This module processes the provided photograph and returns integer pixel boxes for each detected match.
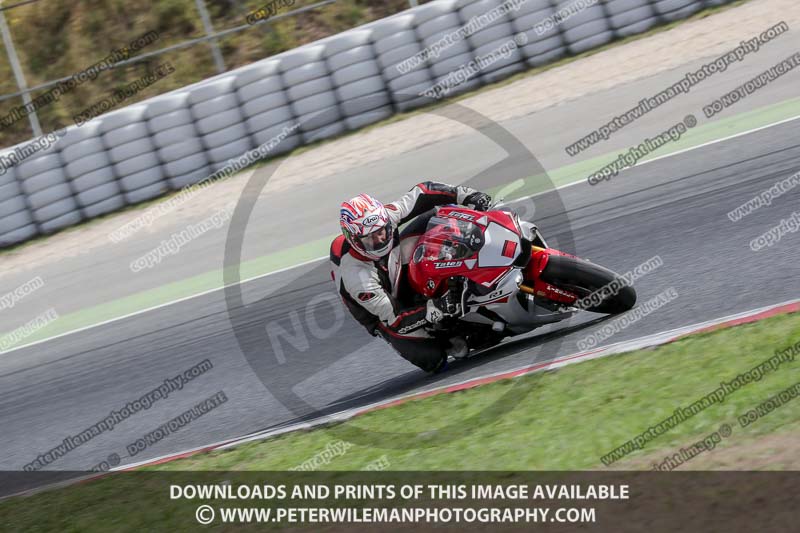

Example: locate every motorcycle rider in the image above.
[330,182,491,373]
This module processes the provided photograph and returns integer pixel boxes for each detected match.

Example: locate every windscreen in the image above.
[412,216,484,263]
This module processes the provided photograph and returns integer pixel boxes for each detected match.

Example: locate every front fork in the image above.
[521,246,581,306]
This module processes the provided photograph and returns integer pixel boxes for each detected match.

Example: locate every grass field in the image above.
[1,311,798,531]
[156,311,800,471]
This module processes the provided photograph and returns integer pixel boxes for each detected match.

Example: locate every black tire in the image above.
[465,328,505,351]
[539,254,637,314]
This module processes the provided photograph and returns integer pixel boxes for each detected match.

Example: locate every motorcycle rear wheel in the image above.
[539,255,637,314]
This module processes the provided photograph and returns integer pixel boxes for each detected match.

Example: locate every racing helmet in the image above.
[340,193,395,260]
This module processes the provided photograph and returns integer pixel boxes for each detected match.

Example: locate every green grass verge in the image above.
[2,311,798,532]
[156,311,800,471]
[0,235,334,350]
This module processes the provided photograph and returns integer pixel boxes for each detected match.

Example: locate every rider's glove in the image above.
[426,291,461,323]
[463,191,492,212]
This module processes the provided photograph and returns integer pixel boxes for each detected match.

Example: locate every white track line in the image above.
[639,112,800,168]
[518,110,800,200]
[5,110,800,354]
[0,255,327,356]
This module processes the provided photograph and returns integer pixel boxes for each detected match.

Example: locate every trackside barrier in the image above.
[0,0,734,247]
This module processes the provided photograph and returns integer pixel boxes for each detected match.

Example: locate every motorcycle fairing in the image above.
[408,206,523,297]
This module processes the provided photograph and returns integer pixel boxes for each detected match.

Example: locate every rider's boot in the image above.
[431,357,449,374]
[445,336,469,360]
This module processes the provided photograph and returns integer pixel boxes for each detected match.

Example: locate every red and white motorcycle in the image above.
[405,205,637,350]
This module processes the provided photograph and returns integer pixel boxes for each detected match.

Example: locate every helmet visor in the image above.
[358,223,392,253]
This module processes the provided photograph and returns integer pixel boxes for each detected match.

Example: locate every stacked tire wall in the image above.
[0,0,735,248]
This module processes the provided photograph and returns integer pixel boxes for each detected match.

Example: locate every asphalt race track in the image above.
[1,111,799,493]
